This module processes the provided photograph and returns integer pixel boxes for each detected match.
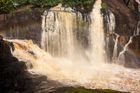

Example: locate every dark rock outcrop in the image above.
[0,8,43,45]
[102,0,138,36]
[102,0,140,66]
[0,36,33,93]
[0,36,63,93]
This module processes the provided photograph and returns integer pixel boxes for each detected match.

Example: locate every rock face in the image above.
[0,37,48,93]
[102,0,138,36]
[103,0,140,65]
[0,36,28,92]
[0,36,63,93]
[0,1,140,65]
[0,8,43,45]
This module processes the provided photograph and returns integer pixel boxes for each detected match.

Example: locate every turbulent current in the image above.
[5,0,140,93]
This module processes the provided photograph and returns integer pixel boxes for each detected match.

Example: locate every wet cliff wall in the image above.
[0,8,43,45]
[103,0,140,62]
[103,0,138,35]
[0,37,30,93]
[0,0,140,62]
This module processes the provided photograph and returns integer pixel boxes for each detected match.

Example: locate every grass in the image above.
[50,87,130,93]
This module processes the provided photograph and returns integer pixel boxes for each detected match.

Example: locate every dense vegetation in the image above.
[0,0,132,14]
[0,0,95,13]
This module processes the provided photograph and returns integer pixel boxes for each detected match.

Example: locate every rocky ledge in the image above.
[0,36,63,93]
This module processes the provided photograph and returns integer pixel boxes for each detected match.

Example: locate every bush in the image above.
[0,0,95,13]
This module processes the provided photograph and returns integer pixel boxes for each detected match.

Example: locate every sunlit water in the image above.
[4,0,140,93]
[6,39,140,93]
[89,0,105,63]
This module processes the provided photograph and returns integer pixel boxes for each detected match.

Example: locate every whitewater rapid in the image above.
[4,0,140,93]
[6,39,140,93]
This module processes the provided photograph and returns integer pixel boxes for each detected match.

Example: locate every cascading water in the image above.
[103,9,116,62]
[118,36,133,65]
[41,4,82,58]
[112,34,120,62]
[89,0,106,63]
[5,0,140,93]
[116,20,140,66]
[104,10,116,33]
[8,39,140,93]
[134,21,140,36]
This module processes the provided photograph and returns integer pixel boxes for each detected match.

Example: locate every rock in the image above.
[0,39,61,93]
[0,39,30,92]
[103,0,138,36]
[0,35,3,41]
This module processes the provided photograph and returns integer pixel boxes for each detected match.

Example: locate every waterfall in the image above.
[8,39,140,93]
[118,36,133,65]
[104,9,116,62]
[135,21,140,36]
[5,1,140,93]
[41,5,82,58]
[112,33,120,62]
[41,0,115,64]
[89,0,106,63]
[135,0,140,4]
[116,20,140,65]
[105,10,116,33]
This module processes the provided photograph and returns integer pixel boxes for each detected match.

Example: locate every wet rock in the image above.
[0,38,63,93]
[0,35,3,40]
[0,38,30,93]
[0,8,43,45]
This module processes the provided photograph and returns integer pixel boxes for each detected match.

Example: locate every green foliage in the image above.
[61,0,95,13]
[0,0,14,13]
[29,0,61,7]
[50,87,130,93]
[0,0,95,13]
[0,0,28,13]
[25,7,32,13]
[62,0,91,7]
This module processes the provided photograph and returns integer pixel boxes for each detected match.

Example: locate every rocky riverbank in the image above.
[0,36,62,93]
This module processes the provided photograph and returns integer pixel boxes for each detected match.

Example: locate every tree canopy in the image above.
[0,0,95,13]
